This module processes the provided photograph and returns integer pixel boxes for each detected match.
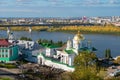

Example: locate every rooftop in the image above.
[79,47,97,51]
[40,53,74,68]
[0,39,12,46]
[40,43,60,48]
[64,49,74,54]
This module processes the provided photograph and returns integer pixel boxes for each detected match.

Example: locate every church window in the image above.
[2,54,4,57]
[6,54,8,58]
[9,49,12,56]
[5,49,8,53]
[2,49,4,53]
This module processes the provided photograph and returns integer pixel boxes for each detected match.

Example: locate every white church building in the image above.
[37,31,96,72]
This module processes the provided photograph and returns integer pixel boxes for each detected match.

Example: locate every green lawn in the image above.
[0,77,12,80]
[0,63,17,69]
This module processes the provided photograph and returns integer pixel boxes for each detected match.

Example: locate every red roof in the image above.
[0,39,12,46]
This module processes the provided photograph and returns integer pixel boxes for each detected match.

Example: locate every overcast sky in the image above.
[0,0,120,17]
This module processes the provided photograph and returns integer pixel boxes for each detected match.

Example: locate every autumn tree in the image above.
[105,49,112,59]
[72,51,102,80]
[114,56,120,64]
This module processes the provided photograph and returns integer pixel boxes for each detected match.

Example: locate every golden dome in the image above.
[73,31,84,41]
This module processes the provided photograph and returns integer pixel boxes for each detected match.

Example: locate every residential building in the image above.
[0,39,19,62]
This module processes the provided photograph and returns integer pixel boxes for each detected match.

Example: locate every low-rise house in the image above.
[0,39,19,62]
[8,32,40,63]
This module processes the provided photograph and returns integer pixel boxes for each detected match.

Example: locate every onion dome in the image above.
[73,31,84,41]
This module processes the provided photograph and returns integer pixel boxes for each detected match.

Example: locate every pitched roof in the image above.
[65,49,74,54]
[0,39,12,46]
[41,43,60,48]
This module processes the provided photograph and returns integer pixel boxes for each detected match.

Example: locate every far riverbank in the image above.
[47,25,120,35]
[0,25,120,35]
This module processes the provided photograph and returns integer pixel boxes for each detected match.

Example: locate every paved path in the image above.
[0,68,21,74]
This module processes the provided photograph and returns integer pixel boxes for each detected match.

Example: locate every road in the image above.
[0,23,94,27]
[0,68,21,75]
[0,68,20,80]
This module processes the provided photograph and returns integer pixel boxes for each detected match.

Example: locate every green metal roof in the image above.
[65,49,74,54]
[40,53,74,68]
[79,47,97,51]
[80,47,89,51]
[41,43,60,48]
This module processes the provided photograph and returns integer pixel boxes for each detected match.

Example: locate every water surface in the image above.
[0,30,120,58]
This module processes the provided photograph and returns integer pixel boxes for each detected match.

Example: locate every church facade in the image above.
[37,31,95,71]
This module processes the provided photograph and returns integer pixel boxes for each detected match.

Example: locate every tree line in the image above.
[48,25,120,34]
[37,39,65,47]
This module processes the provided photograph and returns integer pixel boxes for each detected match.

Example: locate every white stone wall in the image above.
[45,48,55,57]
[37,55,74,72]
[9,40,35,50]
[70,54,76,66]
[44,60,74,72]
[46,48,51,56]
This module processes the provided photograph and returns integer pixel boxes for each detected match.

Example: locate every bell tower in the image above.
[73,31,84,54]
[73,31,80,50]
[66,37,72,50]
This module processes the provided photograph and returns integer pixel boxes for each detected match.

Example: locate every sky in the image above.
[0,0,120,17]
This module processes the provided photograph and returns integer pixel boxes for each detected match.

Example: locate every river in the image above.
[0,30,120,58]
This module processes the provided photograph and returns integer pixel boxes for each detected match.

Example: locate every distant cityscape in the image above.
[0,16,120,26]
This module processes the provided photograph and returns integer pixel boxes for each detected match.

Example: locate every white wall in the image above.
[44,60,74,72]
[9,40,35,50]
[38,55,74,72]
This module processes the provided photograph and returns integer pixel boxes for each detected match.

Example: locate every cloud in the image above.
[0,0,120,7]
[15,0,36,6]
[0,8,42,13]
[0,1,8,5]
[16,0,30,2]
[68,0,120,6]
[109,0,120,4]
[16,0,33,4]
[40,0,120,7]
